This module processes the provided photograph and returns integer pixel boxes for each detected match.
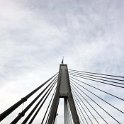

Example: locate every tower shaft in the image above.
[47,64,80,124]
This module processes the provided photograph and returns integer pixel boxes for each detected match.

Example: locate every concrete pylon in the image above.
[47,64,80,124]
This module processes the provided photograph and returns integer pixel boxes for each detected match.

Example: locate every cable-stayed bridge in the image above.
[0,63,124,124]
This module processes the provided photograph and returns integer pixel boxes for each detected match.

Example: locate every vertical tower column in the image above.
[47,64,80,124]
[64,98,68,124]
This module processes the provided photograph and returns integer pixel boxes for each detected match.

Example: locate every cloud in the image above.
[0,0,124,123]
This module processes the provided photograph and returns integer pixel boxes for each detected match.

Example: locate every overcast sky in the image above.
[0,0,124,123]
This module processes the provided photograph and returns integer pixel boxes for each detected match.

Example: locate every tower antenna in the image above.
[61,56,64,64]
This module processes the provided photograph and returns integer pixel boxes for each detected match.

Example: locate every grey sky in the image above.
[0,0,124,123]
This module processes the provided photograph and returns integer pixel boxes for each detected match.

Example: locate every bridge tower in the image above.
[47,64,80,124]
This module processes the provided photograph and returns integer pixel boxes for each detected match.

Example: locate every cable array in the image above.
[42,86,57,124]
[69,69,124,124]
[69,69,124,88]
[0,73,58,123]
